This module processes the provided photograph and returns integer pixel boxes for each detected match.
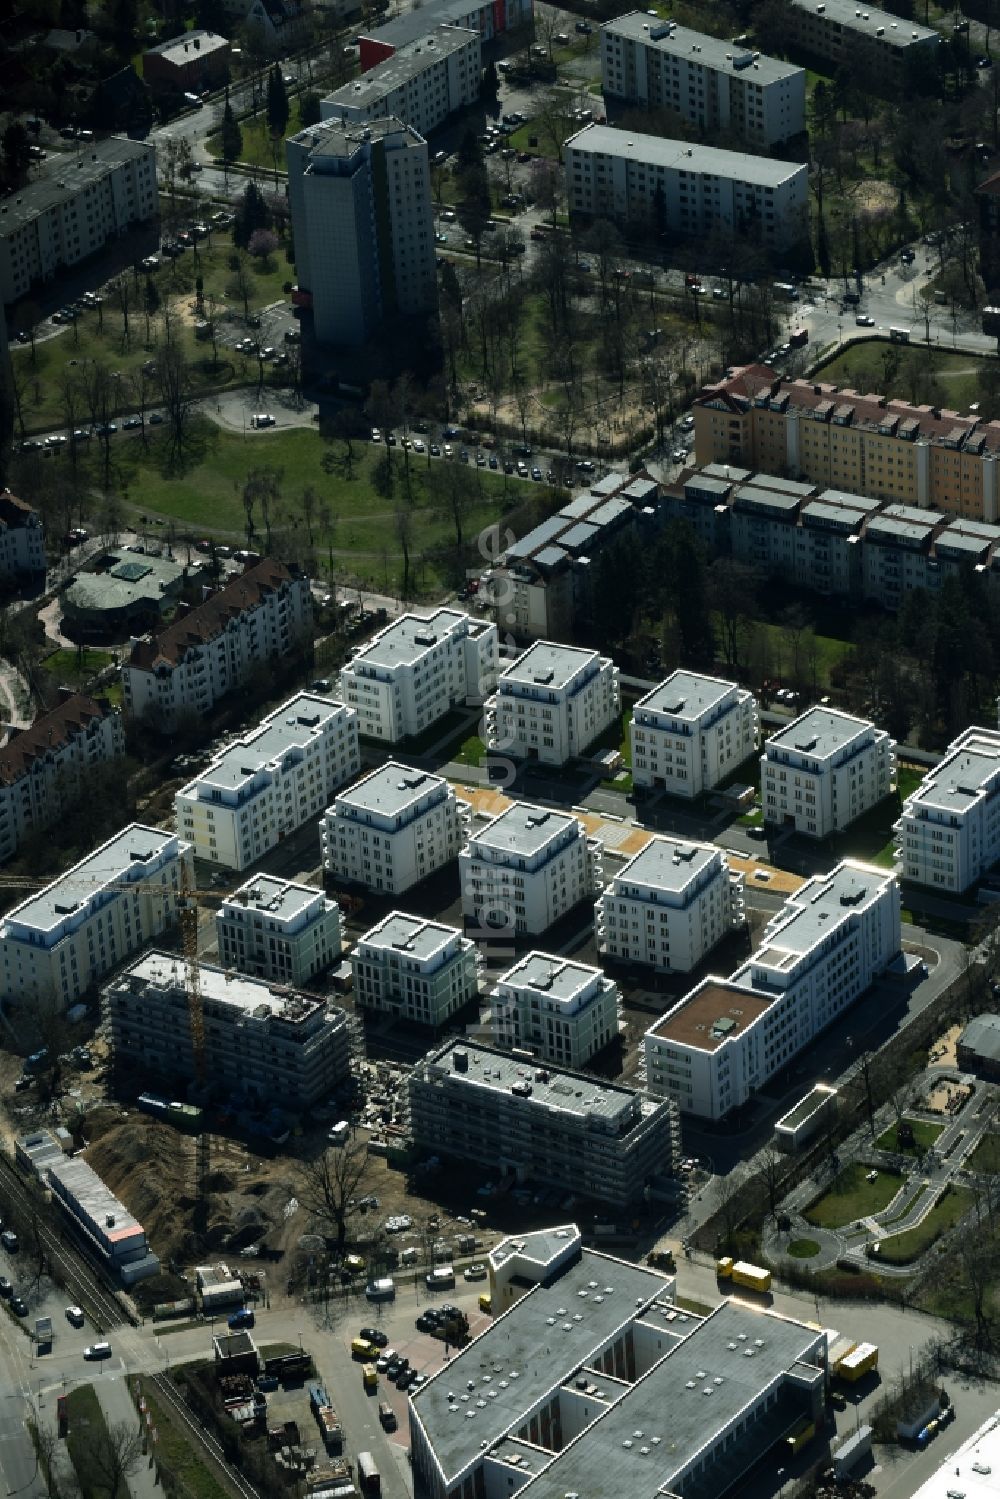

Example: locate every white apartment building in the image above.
[761,706,896,839]
[286,115,436,347]
[784,0,939,80]
[0,691,124,863]
[491,951,621,1067]
[486,640,620,767]
[564,125,809,251]
[0,492,45,581]
[104,950,351,1108]
[339,608,498,742]
[894,727,1000,892]
[122,560,313,732]
[322,25,481,138]
[601,15,806,147]
[175,692,359,871]
[216,875,342,986]
[596,836,744,973]
[0,824,193,1010]
[630,669,758,797]
[351,911,481,1026]
[0,137,157,305]
[321,762,469,894]
[644,861,900,1119]
[460,802,604,935]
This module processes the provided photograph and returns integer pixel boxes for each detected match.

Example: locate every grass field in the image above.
[786,1238,821,1258]
[41,648,117,684]
[967,1133,1000,1175]
[453,731,488,767]
[834,765,924,868]
[803,1163,904,1228]
[872,1186,973,1265]
[814,341,993,415]
[66,1384,113,1499]
[206,98,309,172]
[141,1379,231,1499]
[70,420,536,594]
[876,1117,945,1155]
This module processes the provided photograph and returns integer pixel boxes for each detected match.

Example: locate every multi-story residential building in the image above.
[601,15,806,147]
[351,911,481,1026]
[175,692,359,871]
[894,727,1000,892]
[409,1040,680,1206]
[0,137,157,305]
[322,25,481,137]
[321,762,469,894]
[490,951,620,1067]
[460,802,604,935]
[104,950,351,1107]
[142,29,231,95]
[0,491,45,581]
[486,640,620,766]
[286,115,436,347]
[596,836,744,972]
[0,691,124,863]
[564,126,809,251]
[782,0,938,85]
[761,707,895,839]
[216,875,342,985]
[693,365,1000,522]
[489,472,660,641]
[664,463,1000,608]
[644,861,900,1119]
[410,1223,828,1499]
[630,670,758,797]
[122,560,312,731]
[339,608,497,742]
[0,824,192,1010]
[357,0,532,71]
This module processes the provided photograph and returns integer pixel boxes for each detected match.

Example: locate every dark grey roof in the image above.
[958,1014,1000,1064]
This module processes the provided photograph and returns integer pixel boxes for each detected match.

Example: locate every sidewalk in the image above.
[92,1372,163,1499]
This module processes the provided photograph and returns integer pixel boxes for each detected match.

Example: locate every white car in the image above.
[84,1341,112,1360]
[463,1263,487,1281]
[250,413,275,429]
[66,1305,85,1327]
[855,314,876,327]
[371,428,382,443]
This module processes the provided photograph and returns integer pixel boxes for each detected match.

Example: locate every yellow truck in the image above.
[362,1364,378,1392]
[716,1257,734,1279]
[838,1343,879,1383]
[731,1261,772,1294]
[785,1418,816,1455]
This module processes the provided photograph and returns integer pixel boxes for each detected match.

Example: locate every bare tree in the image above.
[396,505,414,599]
[109,273,132,352]
[157,347,196,458]
[294,1139,376,1252]
[83,1420,144,1499]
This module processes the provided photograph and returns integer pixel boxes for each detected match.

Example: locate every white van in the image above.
[365,1277,396,1301]
[426,1266,456,1290]
[328,1121,350,1145]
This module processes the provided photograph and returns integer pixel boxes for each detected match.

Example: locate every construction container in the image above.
[839,1342,879,1382]
[832,1425,872,1479]
[715,1256,734,1278]
[731,1261,772,1293]
[828,1334,857,1371]
[785,1418,815,1454]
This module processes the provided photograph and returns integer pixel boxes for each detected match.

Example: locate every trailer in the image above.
[731,1261,771,1294]
[838,1342,879,1383]
[715,1256,734,1279]
[832,1424,872,1480]
[827,1334,857,1372]
[35,1316,52,1353]
[785,1417,815,1454]
[317,1407,343,1450]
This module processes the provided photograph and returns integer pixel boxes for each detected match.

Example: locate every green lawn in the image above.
[813,342,995,415]
[871,1186,974,1266]
[401,707,476,756]
[591,705,633,791]
[876,1117,945,1155]
[66,1384,114,1499]
[803,1163,904,1229]
[787,1238,821,1258]
[207,98,310,172]
[967,1133,1000,1175]
[140,1379,232,1499]
[66,420,530,595]
[724,616,854,692]
[453,731,488,768]
[41,647,117,685]
[834,765,924,867]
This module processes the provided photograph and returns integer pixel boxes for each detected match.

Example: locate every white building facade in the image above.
[122,561,313,732]
[175,693,359,871]
[0,138,157,305]
[339,608,498,742]
[322,26,481,137]
[644,861,901,1119]
[601,15,807,147]
[761,706,895,838]
[564,124,809,251]
[460,803,604,935]
[286,115,437,347]
[0,492,45,581]
[486,640,620,766]
[630,670,758,797]
[0,825,193,1010]
[894,727,1000,892]
[596,836,744,972]
[491,951,621,1067]
[216,876,342,986]
[321,762,469,894]
[351,911,481,1026]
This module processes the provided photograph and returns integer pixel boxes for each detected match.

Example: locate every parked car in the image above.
[84,1342,113,1360]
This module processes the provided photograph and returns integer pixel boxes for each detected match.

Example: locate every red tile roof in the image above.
[126,558,296,672]
[0,491,35,529]
[0,693,117,787]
